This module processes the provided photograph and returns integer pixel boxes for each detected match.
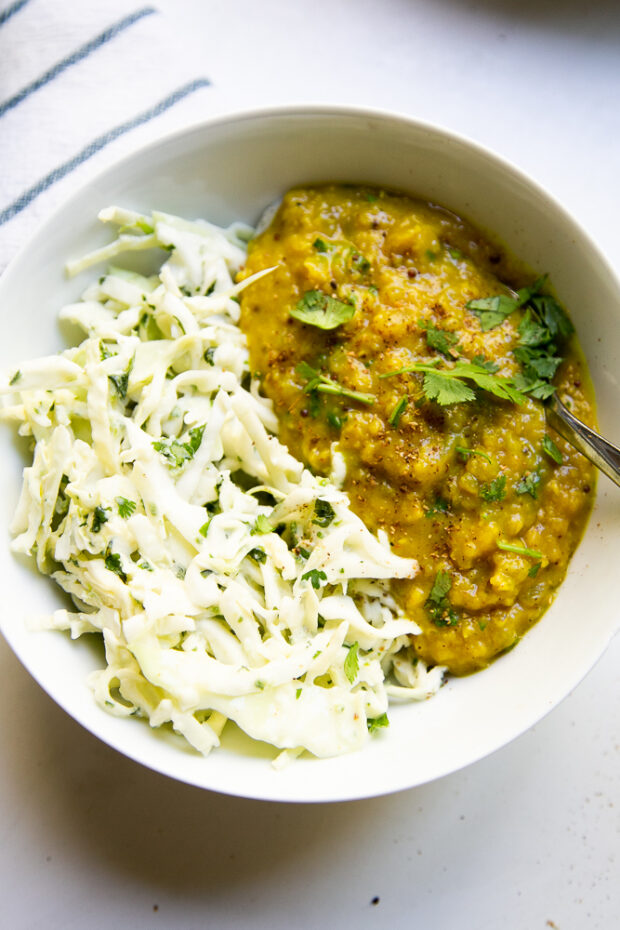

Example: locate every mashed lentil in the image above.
[239,185,595,675]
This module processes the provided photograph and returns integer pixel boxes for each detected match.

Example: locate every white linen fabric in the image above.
[0,0,214,272]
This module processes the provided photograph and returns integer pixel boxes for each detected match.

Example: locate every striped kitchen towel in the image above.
[0,0,214,272]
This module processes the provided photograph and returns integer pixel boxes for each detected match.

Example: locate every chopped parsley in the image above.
[204,347,216,366]
[313,499,335,527]
[367,713,389,733]
[198,520,211,537]
[91,506,109,533]
[8,370,21,386]
[297,361,374,406]
[479,474,506,502]
[302,568,327,589]
[542,434,563,465]
[291,290,356,330]
[247,547,266,563]
[425,569,458,627]
[116,497,136,519]
[388,396,408,428]
[344,642,359,684]
[313,237,329,253]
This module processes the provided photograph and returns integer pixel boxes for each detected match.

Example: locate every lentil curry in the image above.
[239,185,595,675]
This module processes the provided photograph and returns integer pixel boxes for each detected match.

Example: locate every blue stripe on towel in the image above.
[0,0,31,27]
[0,7,157,118]
[0,78,211,227]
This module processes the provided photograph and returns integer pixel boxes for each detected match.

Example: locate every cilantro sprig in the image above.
[297,361,374,406]
[380,358,526,407]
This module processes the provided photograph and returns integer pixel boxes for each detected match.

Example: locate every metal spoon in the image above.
[546,393,620,488]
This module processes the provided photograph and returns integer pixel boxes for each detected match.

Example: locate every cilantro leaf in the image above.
[91,506,109,533]
[344,642,359,684]
[153,424,205,468]
[104,550,127,582]
[479,474,506,502]
[380,359,526,407]
[422,369,476,405]
[422,321,460,356]
[253,514,274,535]
[313,237,329,253]
[425,569,459,627]
[542,434,563,465]
[291,290,356,330]
[531,295,574,340]
[116,497,136,519]
[313,499,335,527]
[466,293,520,331]
[302,568,327,589]
[367,712,389,733]
[516,471,541,498]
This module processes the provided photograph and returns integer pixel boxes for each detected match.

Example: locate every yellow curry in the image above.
[239,185,595,675]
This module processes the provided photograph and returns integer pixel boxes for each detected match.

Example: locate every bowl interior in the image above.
[1,108,618,802]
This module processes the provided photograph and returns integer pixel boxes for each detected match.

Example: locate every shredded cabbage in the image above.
[0,207,444,761]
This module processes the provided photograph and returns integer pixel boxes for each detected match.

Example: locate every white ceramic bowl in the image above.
[1,106,619,803]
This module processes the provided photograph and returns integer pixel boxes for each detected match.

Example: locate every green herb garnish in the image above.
[253,514,274,535]
[297,361,374,406]
[116,497,136,519]
[497,540,543,559]
[153,424,205,468]
[479,474,506,502]
[91,506,109,533]
[326,410,343,429]
[291,290,356,330]
[380,359,525,407]
[313,499,335,528]
[426,569,458,627]
[422,321,460,357]
[367,713,389,733]
[204,347,216,366]
[247,547,267,563]
[104,550,127,582]
[515,471,541,499]
[313,237,329,253]
[388,396,408,427]
[425,495,449,517]
[302,568,327,589]
[8,370,21,385]
[542,434,563,465]
[344,642,359,684]
[456,446,492,464]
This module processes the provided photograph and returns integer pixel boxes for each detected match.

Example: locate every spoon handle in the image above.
[546,394,620,488]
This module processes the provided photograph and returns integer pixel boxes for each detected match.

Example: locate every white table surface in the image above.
[2,1,619,927]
